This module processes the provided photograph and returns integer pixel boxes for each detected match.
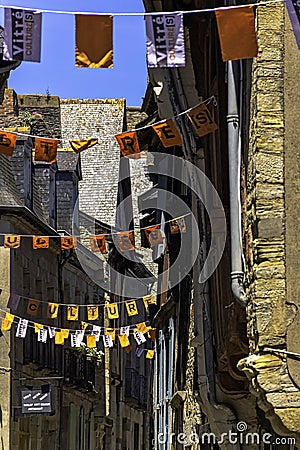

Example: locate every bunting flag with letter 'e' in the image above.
[187,103,218,137]
[285,0,300,49]
[152,119,182,147]
[0,131,17,156]
[4,234,21,248]
[146,13,185,67]
[34,137,58,163]
[4,9,42,62]
[76,15,113,68]
[69,139,98,153]
[116,131,141,158]
[215,7,258,61]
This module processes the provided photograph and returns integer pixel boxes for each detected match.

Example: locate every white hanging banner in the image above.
[48,327,55,339]
[4,9,42,62]
[120,326,130,336]
[16,318,28,338]
[134,331,146,345]
[145,13,185,68]
[103,334,113,348]
[38,328,48,343]
[92,325,101,342]
[75,330,85,346]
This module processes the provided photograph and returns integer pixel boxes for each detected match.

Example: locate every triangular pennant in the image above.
[106,303,119,320]
[16,318,28,338]
[4,234,21,248]
[215,6,258,61]
[152,119,182,147]
[115,131,140,158]
[61,236,77,250]
[33,236,49,249]
[124,345,132,353]
[69,139,99,153]
[187,104,218,137]
[26,299,40,316]
[125,300,138,317]
[118,334,130,348]
[48,303,59,319]
[148,328,156,342]
[89,235,107,253]
[87,306,99,321]
[67,305,79,321]
[76,15,113,68]
[136,322,148,334]
[0,131,17,156]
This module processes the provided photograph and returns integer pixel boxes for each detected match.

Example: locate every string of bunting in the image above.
[0,308,156,357]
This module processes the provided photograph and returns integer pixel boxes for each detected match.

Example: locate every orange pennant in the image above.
[115,131,140,158]
[61,236,77,250]
[89,235,107,253]
[33,236,49,249]
[187,103,218,137]
[117,231,135,252]
[69,139,98,153]
[4,234,21,248]
[0,131,17,156]
[26,299,40,316]
[215,6,258,62]
[144,226,163,247]
[170,217,186,234]
[152,119,182,147]
[34,137,58,163]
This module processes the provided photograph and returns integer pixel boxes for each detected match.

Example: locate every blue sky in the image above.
[0,0,147,106]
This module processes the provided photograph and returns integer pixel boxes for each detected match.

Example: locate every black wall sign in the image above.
[21,385,55,416]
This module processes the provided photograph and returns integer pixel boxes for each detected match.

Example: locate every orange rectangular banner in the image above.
[61,236,77,250]
[67,305,79,321]
[35,137,58,163]
[87,306,99,321]
[48,303,59,319]
[187,103,218,137]
[152,119,182,147]
[33,236,49,249]
[76,15,113,68]
[115,131,140,158]
[90,235,107,253]
[215,7,258,61]
[144,225,163,247]
[117,231,135,252]
[0,131,17,156]
[26,299,40,316]
[4,234,21,248]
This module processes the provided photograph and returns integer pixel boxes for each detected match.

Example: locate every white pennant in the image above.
[48,327,55,339]
[103,335,113,348]
[134,331,146,345]
[120,326,130,336]
[75,330,85,346]
[16,319,28,338]
[70,333,80,348]
[38,328,48,343]
[92,325,101,342]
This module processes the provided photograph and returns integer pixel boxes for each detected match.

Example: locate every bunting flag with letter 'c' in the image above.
[144,225,163,247]
[215,7,258,61]
[48,303,59,319]
[145,13,185,68]
[76,15,113,68]
[285,0,300,49]
[116,131,140,158]
[89,235,107,253]
[187,103,218,137]
[152,119,182,147]
[69,139,98,153]
[26,299,40,316]
[4,234,21,249]
[106,303,119,319]
[67,305,79,321]
[0,131,17,156]
[34,137,58,163]
[117,231,135,252]
[33,236,49,249]
[125,300,138,317]
[4,9,42,62]
[61,236,76,250]
[87,306,99,321]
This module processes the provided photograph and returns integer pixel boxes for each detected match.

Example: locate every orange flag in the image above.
[170,217,186,234]
[4,234,21,248]
[61,236,77,250]
[115,131,140,158]
[76,15,113,68]
[67,306,79,321]
[33,236,49,249]
[69,139,98,153]
[187,103,218,137]
[118,334,130,348]
[144,226,163,247]
[117,231,135,252]
[215,7,258,62]
[35,137,58,163]
[152,119,182,147]
[89,235,107,253]
[0,131,17,156]
[26,300,40,316]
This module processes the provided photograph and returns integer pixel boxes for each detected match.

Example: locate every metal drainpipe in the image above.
[227,61,247,306]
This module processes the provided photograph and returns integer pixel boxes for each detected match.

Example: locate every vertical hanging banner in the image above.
[92,325,101,342]
[118,334,130,348]
[75,15,113,68]
[4,234,21,248]
[26,299,40,316]
[90,235,107,253]
[145,13,185,67]
[48,303,59,319]
[215,7,258,61]
[87,335,97,348]
[4,9,42,62]
[125,300,139,317]
[115,131,140,158]
[187,103,218,137]
[106,303,119,319]
[285,0,300,49]
[152,119,182,147]
[103,334,113,348]
[0,131,17,156]
[34,138,58,163]
[38,328,48,343]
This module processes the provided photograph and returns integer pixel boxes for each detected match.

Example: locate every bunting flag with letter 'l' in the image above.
[152,119,182,147]
[285,0,300,49]
[76,15,113,68]
[67,305,79,321]
[69,139,98,153]
[215,6,258,61]
[0,131,17,156]
[4,9,42,62]
[116,131,140,158]
[34,137,58,163]
[146,13,185,67]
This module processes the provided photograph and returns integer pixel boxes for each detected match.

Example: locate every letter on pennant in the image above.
[4,234,21,248]
[115,131,140,158]
[117,231,135,252]
[33,236,49,249]
[67,305,79,321]
[125,300,138,317]
[187,103,218,137]
[26,299,40,316]
[87,306,99,321]
[152,119,182,147]
[34,137,58,163]
[144,226,163,247]
[106,303,119,319]
[0,131,17,156]
[61,236,77,250]
[89,236,107,253]
[48,303,59,319]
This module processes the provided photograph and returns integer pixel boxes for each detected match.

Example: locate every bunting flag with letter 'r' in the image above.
[145,13,185,67]
[4,9,42,62]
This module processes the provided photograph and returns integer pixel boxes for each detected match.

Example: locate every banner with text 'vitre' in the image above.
[4,9,42,62]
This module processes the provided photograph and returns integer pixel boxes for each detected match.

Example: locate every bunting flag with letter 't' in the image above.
[146,13,185,67]
[0,131,17,156]
[76,15,113,68]
[34,137,58,163]
[215,6,258,61]
[4,9,42,62]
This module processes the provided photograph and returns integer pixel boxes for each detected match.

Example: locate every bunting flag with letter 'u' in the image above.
[0,131,17,156]
[146,13,185,67]
[152,119,182,147]
[116,131,140,158]
[4,234,21,248]
[4,9,42,62]
[34,137,58,163]
[69,139,98,153]
[285,0,300,49]
[106,303,119,319]
[215,7,258,61]
[76,15,113,68]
